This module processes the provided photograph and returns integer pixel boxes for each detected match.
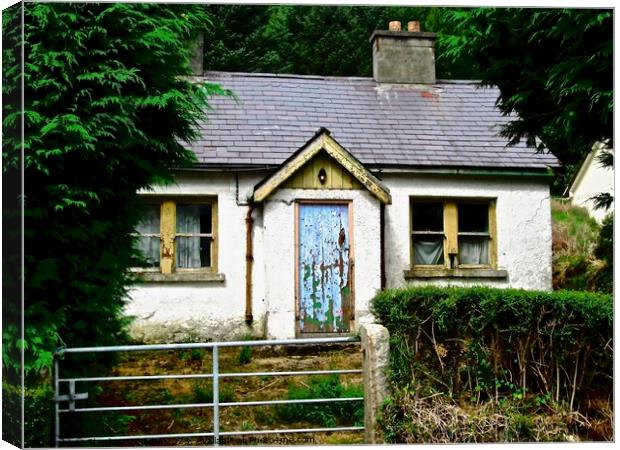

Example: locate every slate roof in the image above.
[187,71,559,170]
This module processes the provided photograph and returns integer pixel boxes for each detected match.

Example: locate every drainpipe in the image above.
[380,202,386,289]
[245,204,254,325]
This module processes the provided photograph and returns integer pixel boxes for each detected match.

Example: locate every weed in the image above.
[179,348,206,361]
[277,375,363,427]
[193,381,213,403]
[236,335,254,365]
[192,380,235,403]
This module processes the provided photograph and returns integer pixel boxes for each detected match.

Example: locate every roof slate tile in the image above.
[192,72,560,169]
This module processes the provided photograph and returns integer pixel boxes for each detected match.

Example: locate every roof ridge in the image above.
[201,71,483,85]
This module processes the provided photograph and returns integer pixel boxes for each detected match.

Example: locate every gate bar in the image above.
[56,336,358,354]
[59,396,364,413]
[58,368,362,383]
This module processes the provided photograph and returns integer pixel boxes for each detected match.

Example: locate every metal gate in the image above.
[53,336,363,446]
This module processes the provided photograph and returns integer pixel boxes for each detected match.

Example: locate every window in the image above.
[133,198,218,277]
[410,198,500,275]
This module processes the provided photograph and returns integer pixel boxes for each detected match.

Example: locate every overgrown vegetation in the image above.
[2,3,218,446]
[371,286,613,442]
[277,374,364,428]
[380,393,585,443]
[551,200,612,293]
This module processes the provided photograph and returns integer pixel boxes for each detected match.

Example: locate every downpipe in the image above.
[245,204,254,325]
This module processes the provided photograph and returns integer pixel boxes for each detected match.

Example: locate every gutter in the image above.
[370,166,555,178]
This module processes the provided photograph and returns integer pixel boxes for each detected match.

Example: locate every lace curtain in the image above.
[135,206,160,267]
[176,205,202,268]
[413,238,444,265]
[459,238,489,265]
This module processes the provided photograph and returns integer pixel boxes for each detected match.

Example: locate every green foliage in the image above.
[277,375,363,427]
[371,286,612,412]
[202,5,477,79]
[2,383,54,448]
[442,8,613,194]
[2,3,215,382]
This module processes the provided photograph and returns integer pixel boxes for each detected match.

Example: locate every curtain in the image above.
[413,238,444,265]
[459,238,489,265]
[135,206,160,267]
[176,205,202,268]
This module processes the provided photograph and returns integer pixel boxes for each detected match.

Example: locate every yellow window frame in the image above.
[410,198,497,270]
[135,196,218,274]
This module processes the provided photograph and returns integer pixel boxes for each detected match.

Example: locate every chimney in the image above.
[370,21,436,84]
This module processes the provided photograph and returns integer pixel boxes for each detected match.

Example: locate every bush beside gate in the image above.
[370,286,613,442]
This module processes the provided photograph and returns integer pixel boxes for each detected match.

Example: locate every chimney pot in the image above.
[388,21,401,31]
[408,21,420,32]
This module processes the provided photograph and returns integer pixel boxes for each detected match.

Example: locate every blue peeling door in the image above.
[298,203,352,333]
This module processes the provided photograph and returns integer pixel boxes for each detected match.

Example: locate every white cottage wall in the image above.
[126,171,268,342]
[382,174,552,291]
[262,188,382,339]
[126,170,552,343]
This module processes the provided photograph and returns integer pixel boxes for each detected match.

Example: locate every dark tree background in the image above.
[201,6,612,195]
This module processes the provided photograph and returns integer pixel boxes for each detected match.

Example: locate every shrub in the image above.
[3,382,54,447]
[277,375,363,427]
[371,286,612,412]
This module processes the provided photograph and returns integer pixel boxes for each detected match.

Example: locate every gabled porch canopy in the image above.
[253,128,392,204]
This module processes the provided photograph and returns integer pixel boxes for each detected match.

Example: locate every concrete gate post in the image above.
[359,323,390,444]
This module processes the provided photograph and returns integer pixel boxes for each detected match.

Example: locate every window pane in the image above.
[458,203,488,232]
[459,236,489,264]
[176,236,212,268]
[413,237,444,265]
[136,204,160,234]
[177,204,212,234]
[412,202,443,231]
[134,236,160,268]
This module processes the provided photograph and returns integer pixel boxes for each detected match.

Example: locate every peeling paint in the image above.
[298,203,351,333]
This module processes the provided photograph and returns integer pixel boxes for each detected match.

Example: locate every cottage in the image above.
[126,23,559,342]
[563,142,614,223]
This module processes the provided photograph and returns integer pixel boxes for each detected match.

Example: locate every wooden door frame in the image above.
[294,199,355,337]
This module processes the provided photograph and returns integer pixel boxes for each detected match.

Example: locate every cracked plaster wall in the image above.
[382,173,552,290]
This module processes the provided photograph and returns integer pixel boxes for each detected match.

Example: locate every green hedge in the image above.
[2,382,54,447]
[371,286,612,410]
